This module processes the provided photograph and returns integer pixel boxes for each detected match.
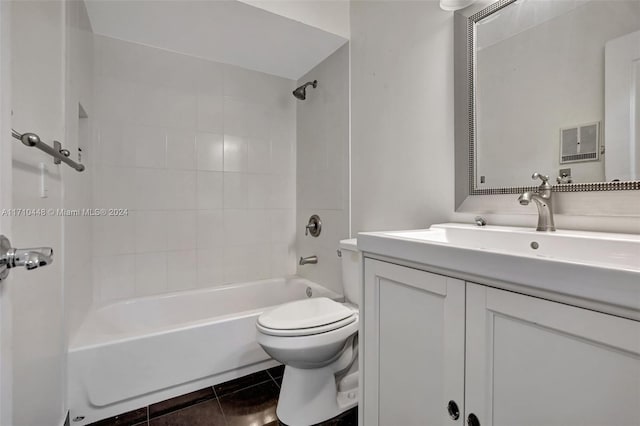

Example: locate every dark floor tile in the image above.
[148,400,225,426]
[315,407,358,426]
[214,370,273,397]
[219,380,280,426]
[266,365,285,387]
[278,407,358,426]
[88,407,148,426]
[149,387,216,419]
[266,365,284,379]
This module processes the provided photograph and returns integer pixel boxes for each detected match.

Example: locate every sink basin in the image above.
[358,223,640,316]
[386,224,640,271]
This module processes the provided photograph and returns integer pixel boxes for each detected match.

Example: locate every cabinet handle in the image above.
[467,413,480,426]
[447,400,460,420]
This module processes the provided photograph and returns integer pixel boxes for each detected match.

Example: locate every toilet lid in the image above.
[258,297,355,330]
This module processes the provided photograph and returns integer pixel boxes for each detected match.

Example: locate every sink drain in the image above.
[530,241,539,250]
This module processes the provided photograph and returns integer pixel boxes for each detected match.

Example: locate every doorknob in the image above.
[447,400,460,420]
[0,235,54,281]
[467,413,480,426]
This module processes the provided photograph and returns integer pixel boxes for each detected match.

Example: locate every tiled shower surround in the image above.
[92,36,297,304]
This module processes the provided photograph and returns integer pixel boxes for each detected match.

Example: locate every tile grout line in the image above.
[212,385,229,426]
[265,369,280,388]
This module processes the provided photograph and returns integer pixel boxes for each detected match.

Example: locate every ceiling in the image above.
[85,0,348,80]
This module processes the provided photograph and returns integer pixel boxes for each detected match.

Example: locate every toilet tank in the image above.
[339,239,361,306]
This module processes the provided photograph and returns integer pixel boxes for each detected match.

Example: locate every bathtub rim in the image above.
[70,276,343,351]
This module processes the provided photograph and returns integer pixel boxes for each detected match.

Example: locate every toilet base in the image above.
[276,367,358,426]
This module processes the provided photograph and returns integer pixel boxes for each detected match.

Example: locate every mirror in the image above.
[459,0,640,194]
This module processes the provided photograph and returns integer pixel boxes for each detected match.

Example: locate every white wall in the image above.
[91,36,297,305]
[10,1,67,424]
[476,1,640,187]
[296,44,350,295]
[350,1,640,235]
[350,0,455,234]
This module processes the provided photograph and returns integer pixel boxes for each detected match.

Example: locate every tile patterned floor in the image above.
[88,365,357,426]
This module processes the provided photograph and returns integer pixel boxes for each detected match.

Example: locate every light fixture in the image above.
[440,0,476,11]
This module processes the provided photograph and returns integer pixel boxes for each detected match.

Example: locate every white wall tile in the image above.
[135,211,168,252]
[223,245,250,283]
[93,36,297,302]
[270,209,296,244]
[224,172,248,209]
[197,247,224,286]
[296,45,350,293]
[167,130,196,170]
[245,103,270,138]
[197,210,224,248]
[135,169,168,210]
[94,254,136,303]
[223,134,248,172]
[245,209,271,244]
[167,250,198,292]
[95,77,136,123]
[224,97,246,136]
[134,84,168,127]
[166,88,197,129]
[97,123,131,167]
[197,94,223,133]
[271,243,297,277]
[270,174,295,209]
[93,166,136,208]
[248,138,272,173]
[135,252,168,296]
[129,124,167,168]
[196,132,223,171]
[166,170,197,210]
[248,174,271,209]
[223,209,250,246]
[271,137,296,174]
[167,210,197,250]
[197,171,223,210]
[92,215,136,256]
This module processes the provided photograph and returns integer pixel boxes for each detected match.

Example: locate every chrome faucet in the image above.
[0,235,54,281]
[299,255,318,266]
[518,173,555,232]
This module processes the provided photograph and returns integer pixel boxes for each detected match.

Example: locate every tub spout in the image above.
[299,255,318,265]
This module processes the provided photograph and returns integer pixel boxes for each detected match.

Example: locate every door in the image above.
[0,1,12,424]
[363,259,465,426]
[3,1,68,425]
[465,283,640,426]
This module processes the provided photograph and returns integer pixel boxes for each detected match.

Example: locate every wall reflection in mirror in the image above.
[474,0,640,189]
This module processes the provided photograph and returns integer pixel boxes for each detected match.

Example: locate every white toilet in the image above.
[256,239,360,426]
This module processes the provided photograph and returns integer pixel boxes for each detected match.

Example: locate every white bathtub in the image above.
[68,277,341,425]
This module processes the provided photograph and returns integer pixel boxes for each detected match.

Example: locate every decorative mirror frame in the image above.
[454,0,640,211]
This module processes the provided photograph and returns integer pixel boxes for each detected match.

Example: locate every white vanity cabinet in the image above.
[362,258,640,426]
[362,259,466,426]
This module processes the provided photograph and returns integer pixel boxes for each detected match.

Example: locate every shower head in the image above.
[293,80,318,100]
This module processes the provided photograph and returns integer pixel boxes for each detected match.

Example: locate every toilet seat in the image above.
[257,297,356,337]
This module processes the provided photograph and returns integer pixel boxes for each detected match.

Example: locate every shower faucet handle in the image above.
[305,215,322,237]
[0,235,54,281]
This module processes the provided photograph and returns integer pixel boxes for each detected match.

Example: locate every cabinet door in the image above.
[465,283,640,426]
[363,259,465,426]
